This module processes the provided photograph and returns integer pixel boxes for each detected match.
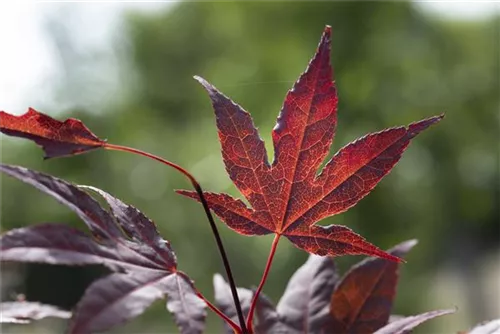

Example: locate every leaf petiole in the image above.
[103,143,248,333]
[245,234,281,332]
[195,291,241,333]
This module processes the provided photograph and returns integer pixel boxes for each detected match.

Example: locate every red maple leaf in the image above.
[0,108,106,158]
[178,26,443,261]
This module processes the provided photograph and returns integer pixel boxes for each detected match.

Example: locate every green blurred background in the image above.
[1,2,498,333]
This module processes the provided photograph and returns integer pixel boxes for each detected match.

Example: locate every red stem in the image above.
[104,143,248,333]
[245,234,281,332]
[196,291,241,334]
[104,143,197,184]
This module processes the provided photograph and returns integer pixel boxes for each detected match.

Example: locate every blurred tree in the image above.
[1,2,498,333]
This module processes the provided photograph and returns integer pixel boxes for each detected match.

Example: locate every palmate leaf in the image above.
[0,301,71,324]
[244,240,453,334]
[0,164,206,334]
[178,25,443,261]
[329,239,417,332]
[0,108,106,158]
[254,254,339,334]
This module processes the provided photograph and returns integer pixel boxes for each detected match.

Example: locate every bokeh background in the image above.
[1,2,498,333]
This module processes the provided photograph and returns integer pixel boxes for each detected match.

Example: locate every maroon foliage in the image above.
[329,240,417,333]
[0,164,206,334]
[178,26,442,261]
[0,108,106,159]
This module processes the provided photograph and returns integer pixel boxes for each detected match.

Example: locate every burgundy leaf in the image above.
[465,319,500,334]
[68,271,205,334]
[162,271,207,334]
[253,254,338,334]
[213,273,253,334]
[0,223,165,272]
[80,186,176,268]
[0,164,121,239]
[329,239,418,333]
[0,165,206,333]
[277,254,338,332]
[0,301,71,324]
[179,26,442,261]
[373,309,455,334]
[254,293,294,334]
[0,108,106,159]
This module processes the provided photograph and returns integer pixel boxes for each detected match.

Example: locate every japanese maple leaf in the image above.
[213,253,338,334]
[0,108,106,158]
[253,254,338,334]
[178,25,443,260]
[213,273,254,334]
[0,164,206,334]
[214,239,452,334]
[329,239,417,332]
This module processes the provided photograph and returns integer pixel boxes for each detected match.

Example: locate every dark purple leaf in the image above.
[277,254,338,332]
[0,301,71,324]
[466,319,500,334]
[0,164,121,239]
[329,239,417,333]
[164,271,207,334]
[255,293,294,334]
[0,223,165,272]
[68,271,205,334]
[373,309,455,334]
[213,273,253,334]
[253,254,338,334]
[80,186,176,267]
[0,164,206,334]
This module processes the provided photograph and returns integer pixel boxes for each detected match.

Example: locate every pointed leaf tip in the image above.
[387,239,418,260]
[324,25,331,36]
[193,75,210,89]
[193,75,220,100]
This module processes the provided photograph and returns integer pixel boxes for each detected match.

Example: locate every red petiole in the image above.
[103,143,248,334]
[245,234,281,332]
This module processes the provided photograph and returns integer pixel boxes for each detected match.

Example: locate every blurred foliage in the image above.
[1,2,498,333]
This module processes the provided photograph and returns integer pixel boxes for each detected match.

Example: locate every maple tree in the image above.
[2,25,494,334]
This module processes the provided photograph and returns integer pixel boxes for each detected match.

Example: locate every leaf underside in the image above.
[466,319,500,334]
[0,164,206,334]
[178,25,443,261]
[213,273,254,334]
[233,240,452,334]
[373,309,456,334]
[254,254,339,334]
[329,239,418,333]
